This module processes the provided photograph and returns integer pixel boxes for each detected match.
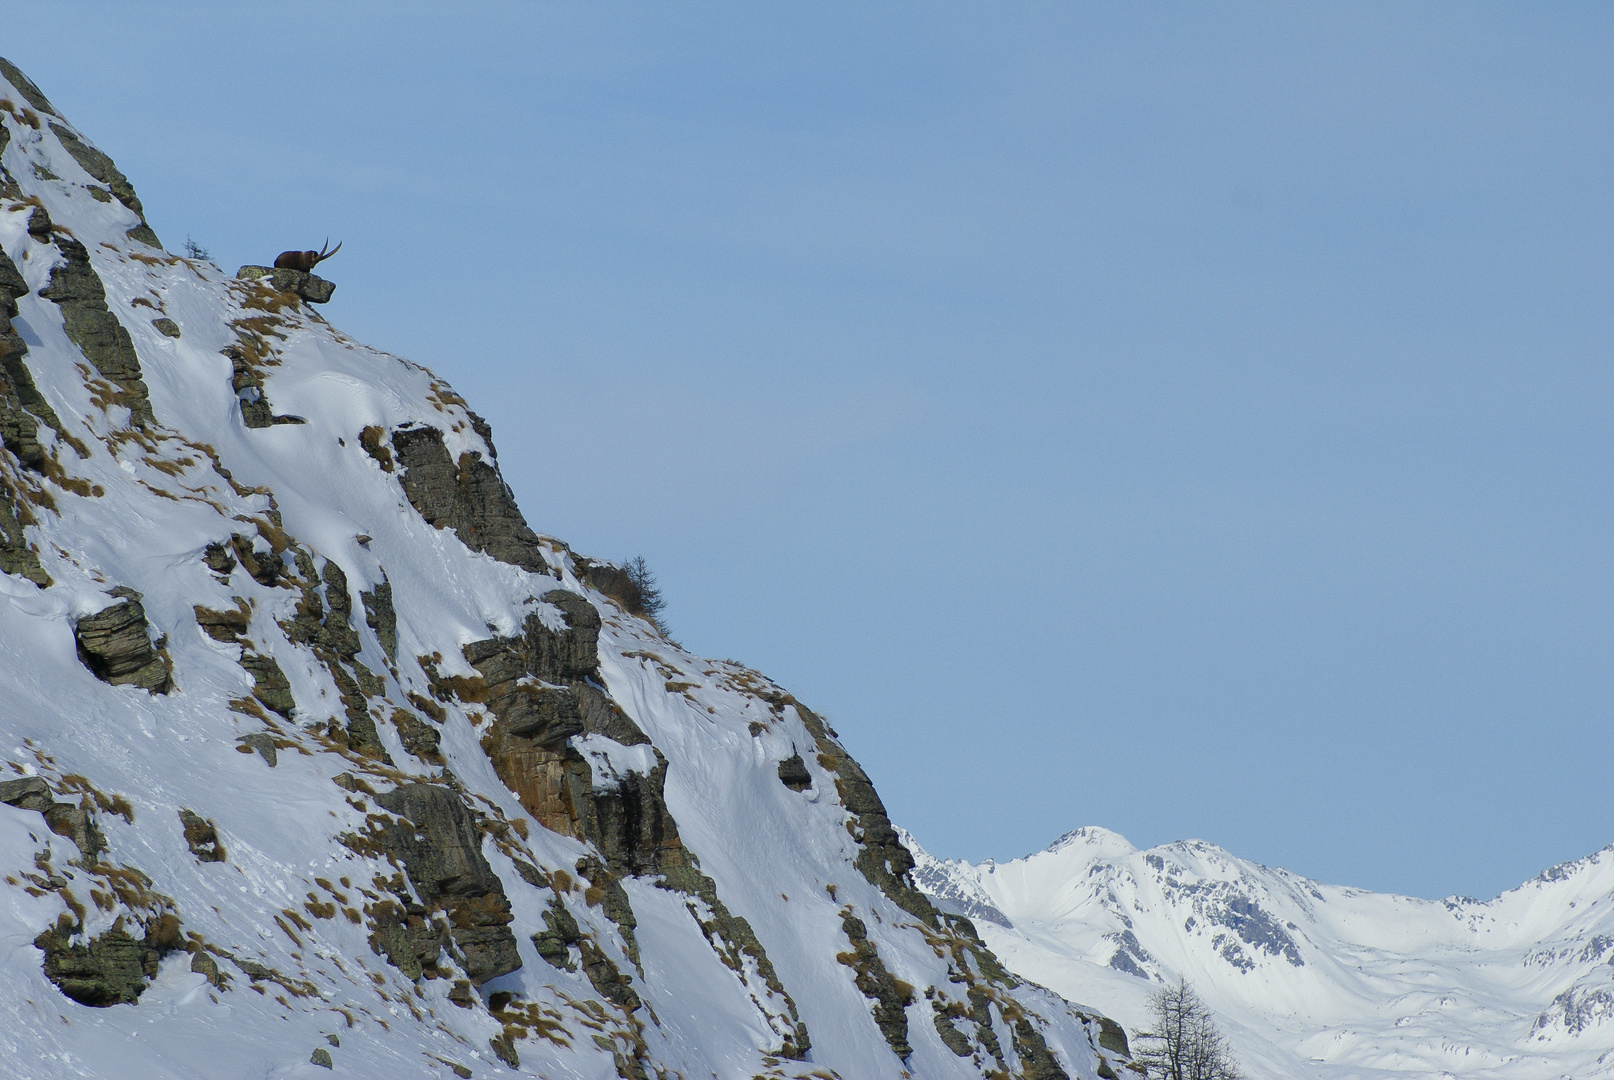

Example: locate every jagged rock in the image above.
[234,265,335,304]
[590,759,684,878]
[0,482,48,586]
[574,682,649,745]
[576,557,659,625]
[1097,1016,1129,1056]
[193,602,250,642]
[934,1011,974,1057]
[1011,1016,1071,1080]
[391,424,549,574]
[202,541,236,576]
[796,703,934,923]
[45,801,106,863]
[310,1048,333,1069]
[0,775,52,812]
[0,57,57,114]
[47,122,160,248]
[579,938,640,1011]
[195,602,296,717]
[532,895,581,972]
[318,561,362,659]
[360,575,396,661]
[371,783,520,984]
[238,732,277,767]
[0,244,70,479]
[151,317,180,338]
[245,651,295,717]
[189,950,223,987]
[74,595,171,693]
[224,345,270,428]
[38,235,156,426]
[1,778,109,863]
[178,809,226,862]
[838,911,913,1060]
[229,533,282,585]
[392,710,441,761]
[574,856,641,966]
[35,913,182,1007]
[777,753,812,792]
[464,590,604,810]
[0,249,24,300]
[461,590,602,689]
[26,205,51,239]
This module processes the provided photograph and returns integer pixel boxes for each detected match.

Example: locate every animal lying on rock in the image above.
[273,239,341,273]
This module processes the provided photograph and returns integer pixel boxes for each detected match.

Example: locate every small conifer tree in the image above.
[625,555,667,634]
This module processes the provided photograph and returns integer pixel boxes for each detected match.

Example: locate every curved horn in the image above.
[315,240,342,265]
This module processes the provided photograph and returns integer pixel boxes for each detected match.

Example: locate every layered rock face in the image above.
[0,59,1125,1080]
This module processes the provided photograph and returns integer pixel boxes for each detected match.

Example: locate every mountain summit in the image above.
[0,60,1124,1080]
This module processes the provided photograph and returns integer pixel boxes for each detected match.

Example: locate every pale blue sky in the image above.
[10,3,1611,899]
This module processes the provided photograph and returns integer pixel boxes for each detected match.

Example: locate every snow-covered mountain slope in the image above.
[904,825,1614,1080]
[0,59,1129,1080]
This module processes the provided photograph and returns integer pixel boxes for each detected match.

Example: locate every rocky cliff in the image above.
[0,59,1126,1080]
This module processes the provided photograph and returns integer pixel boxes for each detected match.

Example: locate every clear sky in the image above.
[9,3,1611,900]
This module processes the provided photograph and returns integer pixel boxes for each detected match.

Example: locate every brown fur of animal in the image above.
[273,239,342,273]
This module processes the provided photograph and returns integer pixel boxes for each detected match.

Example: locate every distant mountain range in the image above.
[903,825,1614,1079]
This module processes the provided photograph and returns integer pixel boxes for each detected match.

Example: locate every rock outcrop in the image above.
[838,910,914,1060]
[35,913,183,1007]
[0,246,67,474]
[38,235,156,427]
[75,593,171,693]
[179,808,226,862]
[391,424,549,574]
[47,121,161,248]
[368,783,521,985]
[235,265,336,304]
[796,702,934,921]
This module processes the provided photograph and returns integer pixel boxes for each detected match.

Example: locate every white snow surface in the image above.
[902,825,1614,1080]
[0,70,1118,1080]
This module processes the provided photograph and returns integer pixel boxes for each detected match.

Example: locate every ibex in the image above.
[273,239,342,273]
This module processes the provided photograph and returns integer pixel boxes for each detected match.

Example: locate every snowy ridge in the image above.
[904,828,1614,1079]
[0,62,1123,1080]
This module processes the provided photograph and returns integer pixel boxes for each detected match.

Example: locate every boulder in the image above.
[74,595,171,692]
[0,776,52,812]
[776,753,812,792]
